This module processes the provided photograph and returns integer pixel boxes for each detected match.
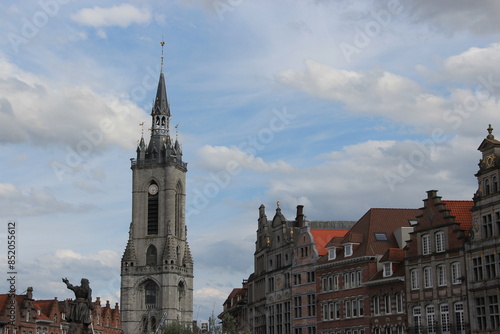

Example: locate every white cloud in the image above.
[196,145,294,173]
[0,183,94,217]
[0,57,144,150]
[71,4,152,28]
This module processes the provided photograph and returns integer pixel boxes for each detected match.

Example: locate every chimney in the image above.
[296,205,304,228]
[27,287,33,300]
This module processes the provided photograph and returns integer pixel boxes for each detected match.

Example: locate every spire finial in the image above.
[487,124,494,140]
[277,201,280,208]
[160,39,165,73]
[139,122,145,136]
[175,124,179,140]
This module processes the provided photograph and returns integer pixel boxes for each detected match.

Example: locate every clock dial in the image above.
[148,184,159,195]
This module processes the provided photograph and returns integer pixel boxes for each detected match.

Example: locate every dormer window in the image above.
[375,233,388,241]
[328,248,336,260]
[383,262,393,277]
[345,244,353,257]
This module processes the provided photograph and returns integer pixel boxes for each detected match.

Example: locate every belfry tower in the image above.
[120,43,193,333]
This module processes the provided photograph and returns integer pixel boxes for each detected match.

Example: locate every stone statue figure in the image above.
[62,277,93,332]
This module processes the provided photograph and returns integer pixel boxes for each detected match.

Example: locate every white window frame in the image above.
[383,262,392,277]
[435,231,445,253]
[411,269,419,290]
[396,293,403,313]
[422,234,431,255]
[437,264,446,287]
[451,262,461,285]
[345,244,353,257]
[328,248,336,260]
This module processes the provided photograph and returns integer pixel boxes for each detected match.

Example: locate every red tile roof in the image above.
[310,229,349,255]
[442,200,473,231]
[380,248,404,262]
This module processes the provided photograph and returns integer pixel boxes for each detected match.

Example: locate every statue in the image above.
[62,277,93,333]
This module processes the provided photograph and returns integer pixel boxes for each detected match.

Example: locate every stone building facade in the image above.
[467,125,500,333]
[120,64,193,333]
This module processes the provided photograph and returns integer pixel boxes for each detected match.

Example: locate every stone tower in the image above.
[120,56,193,333]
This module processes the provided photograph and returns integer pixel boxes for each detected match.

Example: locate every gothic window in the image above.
[175,181,183,237]
[148,182,159,235]
[146,245,157,266]
[161,117,166,126]
[178,281,186,302]
[145,281,158,308]
[150,317,157,332]
[156,116,160,125]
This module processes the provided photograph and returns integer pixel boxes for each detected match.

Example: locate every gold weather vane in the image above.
[160,39,165,71]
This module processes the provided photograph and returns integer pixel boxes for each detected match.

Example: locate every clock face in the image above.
[148,184,159,195]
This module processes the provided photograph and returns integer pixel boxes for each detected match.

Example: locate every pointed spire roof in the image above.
[151,72,171,117]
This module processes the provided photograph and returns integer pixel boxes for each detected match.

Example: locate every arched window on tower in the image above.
[178,281,186,304]
[485,178,491,195]
[493,176,498,193]
[146,245,157,266]
[175,181,183,237]
[145,281,158,309]
[150,317,157,332]
[142,317,148,333]
[148,182,159,235]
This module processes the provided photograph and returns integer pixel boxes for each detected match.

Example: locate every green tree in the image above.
[160,321,193,334]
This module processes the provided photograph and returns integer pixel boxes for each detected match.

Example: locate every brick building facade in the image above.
[0,287,121,334]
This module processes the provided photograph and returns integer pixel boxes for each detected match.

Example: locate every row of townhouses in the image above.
[220,125,500,334]
[0,287,121,334]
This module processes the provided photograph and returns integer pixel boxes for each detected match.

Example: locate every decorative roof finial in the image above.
[175,124,179,140]
[139,122,145,136]
[277,201,280,208]
[487,124,494,140]
[160,39,165,73]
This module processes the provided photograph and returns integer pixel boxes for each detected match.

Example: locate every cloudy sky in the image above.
[1,0,500,324]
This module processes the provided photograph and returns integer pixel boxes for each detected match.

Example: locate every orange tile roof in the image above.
[310,229,349,255]
[442,200,473,231]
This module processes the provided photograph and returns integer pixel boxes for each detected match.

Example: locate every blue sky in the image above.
[1,0,500,324]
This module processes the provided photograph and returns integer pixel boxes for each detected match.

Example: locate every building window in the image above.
[307,271,315,283]
[374,233,388,241]
[475,298,487,331]
[440,304,450,334]
[437,264,446,286]
[485,178,491,195]
[334,301,340,320]
[473,257,484,281]
[373,296,380,315]
[147,182,159,235]
[145,281,157,307]
[346,300,351,318]
[294,296,302,318]
[413,307,422,331]
[396,293,403,313]
[175,182,183,237]
[483,214,493,238]
[328,248,336,260]
[424,267,433,288]
[451,262,461,284]
[489,295,500,330]
[333,275,339,290]
[384,295,391,315]
[493,176,498,193]
[383,263,392,277]
[426,305,435,334]
[485,254,496,279]
[410,269,419,290]
[307,294,316,317]
[146,245,157,266]
[344,273,350,289]
[435,231,445,253]
[455,302,465,333]
[422,234,431,255]
[345,244,353,257]
[356,270,362,286]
